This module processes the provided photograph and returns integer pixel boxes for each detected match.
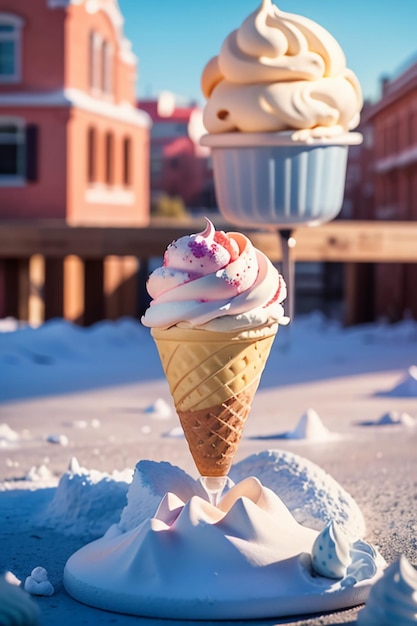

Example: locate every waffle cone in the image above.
[151,323,277,476]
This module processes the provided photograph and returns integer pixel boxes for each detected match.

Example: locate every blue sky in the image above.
[118,0,417,106]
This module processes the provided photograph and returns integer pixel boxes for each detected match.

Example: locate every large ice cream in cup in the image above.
[141,218,288,501]
[200,0,363,228]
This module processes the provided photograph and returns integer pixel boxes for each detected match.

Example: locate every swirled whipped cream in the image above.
[201,0,362,139]
[141,218,288,331]
[357,556,417,626]
[311,521,351,579]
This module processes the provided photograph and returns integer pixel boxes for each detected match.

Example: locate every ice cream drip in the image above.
[202,0,362,138]
[357,555,417,626]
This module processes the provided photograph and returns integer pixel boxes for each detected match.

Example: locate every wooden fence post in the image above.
[2,259,30,321]
[44,258,64,320]
[344,263,375,325]
[83,259,104,326]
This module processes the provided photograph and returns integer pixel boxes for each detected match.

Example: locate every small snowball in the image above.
[46,434,69,446]
[24,567,54,596]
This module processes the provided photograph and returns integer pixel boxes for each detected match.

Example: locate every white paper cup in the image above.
[200,132,363,228]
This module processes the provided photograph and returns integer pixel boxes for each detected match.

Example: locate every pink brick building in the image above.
[362,60,417,321]
[139,93,215,211]
[0,0,150,225]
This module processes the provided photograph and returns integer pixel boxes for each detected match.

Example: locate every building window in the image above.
[0,14,24,83]
[411,109,417,145]
[105,132,114,185]
[87,127,96,183]
[122,137,131,186]
[151,122,189,139]
[89,31,113,96]
[101,40,112,95]
[89,30,101,92]
[0,119,25,183]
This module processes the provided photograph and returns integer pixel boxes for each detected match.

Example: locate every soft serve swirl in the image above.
[357,556,417,626]
[141,218,287,330]
[201,0,362,138]
[311,521,351,579]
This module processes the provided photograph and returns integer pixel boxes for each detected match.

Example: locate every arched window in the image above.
[0,14,24,83]
[101,40,113,95]
[88,30,101,92]
[0,117,25,182]
[87,127,96,183]
[122,136,131,186]
[105,132,114,185]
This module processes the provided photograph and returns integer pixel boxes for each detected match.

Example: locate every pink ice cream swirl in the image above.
[141,218,288,331]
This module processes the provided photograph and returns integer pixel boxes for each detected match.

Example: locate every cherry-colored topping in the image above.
[214,231,239,261]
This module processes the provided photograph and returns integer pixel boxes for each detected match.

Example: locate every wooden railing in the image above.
[0,218,416,326]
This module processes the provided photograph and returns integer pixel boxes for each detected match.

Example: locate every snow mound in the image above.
[143,398,172,419]
[117,451,365,542]
[386,365,417,397]
[376,410,415,427]
[285,408,334,441]
[36,458,132,539]
[230,450,365,541]
[0,423,21,447]
[35,452,365,543]
[118,461,201,533]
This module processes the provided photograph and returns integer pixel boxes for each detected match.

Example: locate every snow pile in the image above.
[247,409,337,442]
[386,365,417,397]
[376,410,415,427]
[25,465,56,483]
[285,408,335,441]
[143,398,172,419]
[115,451,365,542]
[36,458,132,539]
[231,450,365,541]
[0,423,21,447]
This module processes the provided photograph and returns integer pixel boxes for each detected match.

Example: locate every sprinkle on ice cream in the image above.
[142,217,288,331]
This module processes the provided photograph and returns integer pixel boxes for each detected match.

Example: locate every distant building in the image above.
[355,59,417,321]
[138,93,215,212]
[0,0,151,225]
[342,101,375,221]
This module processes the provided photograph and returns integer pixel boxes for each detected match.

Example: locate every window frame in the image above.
[104,131,114,185]
[89,30,102,93]
[101,40,113,96]
[87,126,97,184]
[0,116,26,186]
[0,13,24,84]
[122,136,131,186]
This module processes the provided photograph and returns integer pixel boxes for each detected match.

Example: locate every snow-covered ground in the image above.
[0,313,416,625]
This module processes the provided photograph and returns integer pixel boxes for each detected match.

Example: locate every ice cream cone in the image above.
[151,322,277,477]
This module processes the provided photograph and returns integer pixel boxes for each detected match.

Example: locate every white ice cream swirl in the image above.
[201,0,362,138]
[357,556,417,626]
[311,520,351,579]
[141,218,287,330]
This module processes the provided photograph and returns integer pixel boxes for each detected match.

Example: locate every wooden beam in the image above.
[0,219,416,263]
